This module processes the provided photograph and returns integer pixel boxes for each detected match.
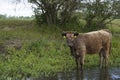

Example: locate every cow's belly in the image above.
[86,45,102,54]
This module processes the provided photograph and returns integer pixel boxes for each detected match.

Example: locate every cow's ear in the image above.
[62,32,66,38]
[74,32,79,38]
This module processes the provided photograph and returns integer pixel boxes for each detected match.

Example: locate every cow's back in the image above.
[76,30,111,54]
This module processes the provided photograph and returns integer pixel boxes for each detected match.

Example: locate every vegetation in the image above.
[0,18,120,79]
[0,19,73,79]
[15,0,120,30]
[0,0,119,79]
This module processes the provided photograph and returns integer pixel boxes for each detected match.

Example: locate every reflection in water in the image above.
[98,68,110,80]
[28,68,120,80]
[57,70,84,80]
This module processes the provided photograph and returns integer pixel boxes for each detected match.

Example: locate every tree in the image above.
[15,0,118,28]
[112,0,120,18]
[81,0,117,30]
[27,0,81,25]
[59,0,80,24]
[29,0,62,25]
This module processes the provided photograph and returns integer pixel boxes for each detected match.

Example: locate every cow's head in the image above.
[62,31,79,47]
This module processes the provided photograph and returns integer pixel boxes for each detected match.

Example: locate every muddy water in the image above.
[27,68,120,80]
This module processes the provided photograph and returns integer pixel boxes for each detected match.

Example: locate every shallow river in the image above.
[27,68,120,80]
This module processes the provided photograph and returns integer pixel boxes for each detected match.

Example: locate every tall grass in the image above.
[0,19,120,79]
[0,19,34,28]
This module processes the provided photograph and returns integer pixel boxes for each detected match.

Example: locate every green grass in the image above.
[0,19,34,28]
[0,20,75,79]
[107,19,120,33]
[0,19,120,79]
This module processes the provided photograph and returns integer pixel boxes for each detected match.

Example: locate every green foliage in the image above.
[60,17,86,32]
[110,36,120,67]
[0,19,34,28]
[31,0,81,25]
[0,19,75,79]
[107,19,120,34]
[0,14,6,19]
[0,35,75,79]
[0,19,120,79]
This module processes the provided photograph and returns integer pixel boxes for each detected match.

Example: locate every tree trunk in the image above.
[44,3,57,25]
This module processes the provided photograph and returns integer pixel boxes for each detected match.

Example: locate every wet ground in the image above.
[27,67,120,80]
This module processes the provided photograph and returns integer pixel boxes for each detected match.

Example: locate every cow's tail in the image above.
[109,41,111,54]
[110,32,112,55]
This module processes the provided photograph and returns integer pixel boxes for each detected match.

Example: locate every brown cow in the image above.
[62,29,112,70]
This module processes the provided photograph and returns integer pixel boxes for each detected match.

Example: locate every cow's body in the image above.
[62,30,112,70]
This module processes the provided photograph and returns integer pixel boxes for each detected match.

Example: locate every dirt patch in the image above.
[0,38,22,55]
[2,26,14,31]
[0,44,6,54]
[4,38,22,50]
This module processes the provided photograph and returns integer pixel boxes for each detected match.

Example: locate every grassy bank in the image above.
[0,19,120,79]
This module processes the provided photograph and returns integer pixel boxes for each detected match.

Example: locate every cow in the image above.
[62,29,112,70]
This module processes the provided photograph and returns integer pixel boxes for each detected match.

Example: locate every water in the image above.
[27,68,120,80]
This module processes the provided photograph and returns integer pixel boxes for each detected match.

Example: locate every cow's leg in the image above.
[76,48,85,70]
[99,48,109,68]
[80,58,84,71]
[75,56,84,70]
[80,53,85,71]
[104,43,110,68]
[99,55,103,69]
[75,57,80,70]
[99,48,104,68]
[104,50,109,68]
